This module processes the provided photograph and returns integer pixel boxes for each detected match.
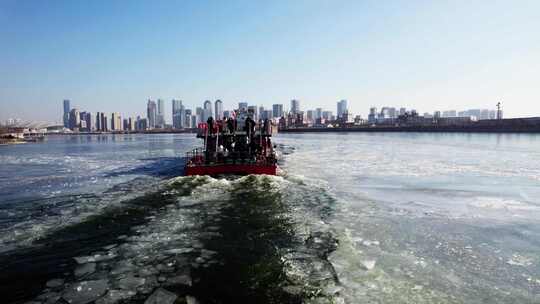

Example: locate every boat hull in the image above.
[185,164,277,176]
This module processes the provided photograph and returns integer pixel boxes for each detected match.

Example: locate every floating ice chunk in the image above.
[110,261,136,276]
[195,257,205,264]
[95,290,136,304]
[283,285,303,296]
[102,244,118,251]
[361,260,376,270]
[200,249,217,259]
[62,279,108,304]
[412,285,423,291]
[166,274,192,287]
[507,254,533,267]
[75,263,96,278]
[74,252,117,264]
[139,266,159,277]
[116,275,146,290]
[164,248,194,255]
[46,278,65,288]
[362,240,380,247]
[186,295,199,304]
[144,288,177,304]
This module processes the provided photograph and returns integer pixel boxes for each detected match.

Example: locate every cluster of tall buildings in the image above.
[60,97,359,132]
[367,106,503,125]
[62,99,147,132]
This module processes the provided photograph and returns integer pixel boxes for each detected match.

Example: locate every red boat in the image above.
[185,115,278,176]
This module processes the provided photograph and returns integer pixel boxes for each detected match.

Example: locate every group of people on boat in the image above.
[191,116,276,166]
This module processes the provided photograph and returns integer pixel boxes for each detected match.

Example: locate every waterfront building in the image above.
[223,110,231,119]
[290,99,300,114]
[128,117,135,131]
[184,109,192,128]
[442,110,457,117]
[215,100,223,120]
[147,100,157,129]
[191,115,197,128]
[100,113,108,131]
[136,117,148,131]
[337,100,348,118]
[248,105,258,121]
[399,107,407,116]
[272,104,283,118]
[434,111,441,119]
[306,110,314,122]
[96,112,101,131]
[157,99,165,128]
[69,108,80,130]
[196,107,204,124]
[322,111,333,120]
[63,99,70,128]
[111,112,122,131]
[81,112,92,131]
[368,107,378,124]
[172,99,185,129]
[259,106,265,120]
[315,108,323,120]
[203,100,213,121]
[238,102,248,112]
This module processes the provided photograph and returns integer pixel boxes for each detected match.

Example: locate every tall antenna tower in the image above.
[496,101,502,120]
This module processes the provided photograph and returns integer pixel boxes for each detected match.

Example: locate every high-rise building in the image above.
[96,112,101,131]
[111,112,122,131]
[322,111,333,120]
[102,113,108,131]
[247,105,258,121]
[315,108,323,120]
[238,102,248,112]
[337,100,348,118]
[81,112,92,131]
[69,108,80,130]
[147,100,157,129]
[306,110,314,122]
[272,104,283,118]
[172,99,185,129]
[196,107,204,124]
[215,100,223,120]
[368,107,378,124]
[63,99,71,128]
[156,99,165,127]
[290,99,300,114]
[399,108,407,116]
[202,100,213,121]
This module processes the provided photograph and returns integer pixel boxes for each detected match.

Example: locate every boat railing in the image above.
[186,147,276,167]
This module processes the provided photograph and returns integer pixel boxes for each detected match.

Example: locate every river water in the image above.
[0,133,539,303]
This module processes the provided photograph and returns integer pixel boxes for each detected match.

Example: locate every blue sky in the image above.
[1,0,539,123]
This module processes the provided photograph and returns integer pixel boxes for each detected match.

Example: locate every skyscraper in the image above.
[215,100,223,120]
[157,99,165,127]
[315,108,323,120]
[248,105,258,121]
[111,112,122,131]
[69,108,80,130]
[337,100,348,118]
[196,107,204,124]
[203,100,213,121]
[63,99,70,128]
[172,99,185,129]
[147,100,157,129]
[238,102,248,112]
[272,104,283,118]
[290,99,300,114]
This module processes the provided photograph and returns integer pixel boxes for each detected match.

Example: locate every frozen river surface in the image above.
[0,133,539,303]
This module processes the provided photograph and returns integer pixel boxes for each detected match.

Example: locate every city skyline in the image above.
[2,1,540,122]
